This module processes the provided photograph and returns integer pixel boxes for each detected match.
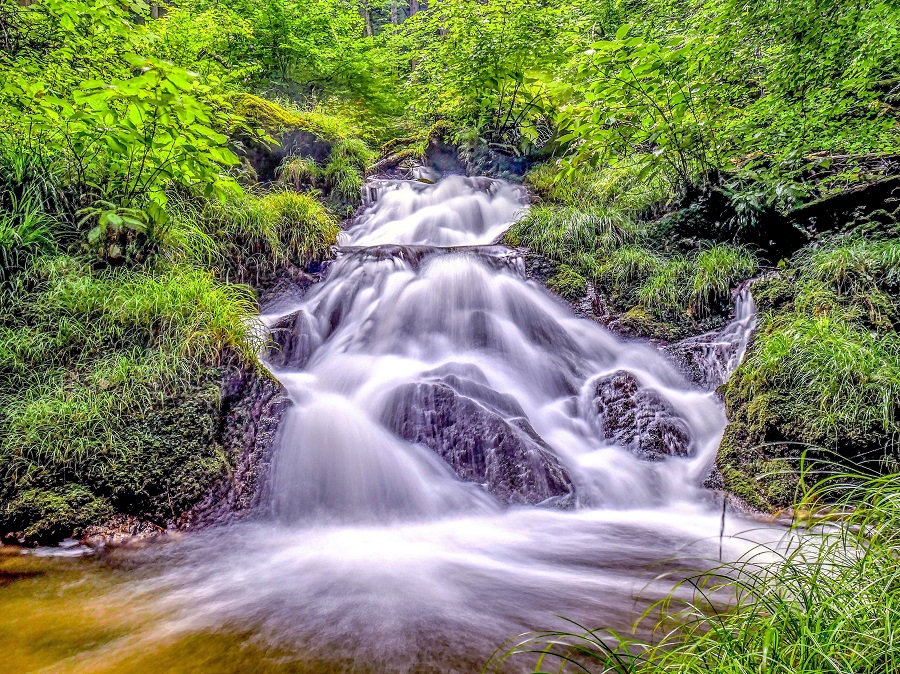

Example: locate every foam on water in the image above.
[133,175,772,672]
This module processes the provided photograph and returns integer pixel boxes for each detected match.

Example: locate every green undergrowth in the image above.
[720,235,900,511]
[509,166,759,338]
[0,173,341,541]
[168,187,340,281]
[0,256,265,542]
[489,469,900,673]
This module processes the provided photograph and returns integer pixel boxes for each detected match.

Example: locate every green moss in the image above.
[716,420,804,513]
[616,305,687,341]
[547,264,588,301]
[228,93,355,142]
[4,485,113,543]
[0,365,243,542]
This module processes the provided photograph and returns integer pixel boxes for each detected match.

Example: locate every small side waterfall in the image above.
[667,284,758,390]
[142,176,768,673]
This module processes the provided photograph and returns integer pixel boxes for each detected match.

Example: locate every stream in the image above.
[3,176,776,673]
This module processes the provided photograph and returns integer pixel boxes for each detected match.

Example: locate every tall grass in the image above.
[0,257,263,475]
[634,245,757,319]
[799,238,900,294]
[505,205,638,260]
[734,313,900,442]
[0,193,59,285]
[487,470,900,674]
[168,188,339,274]
[509,188,757,326]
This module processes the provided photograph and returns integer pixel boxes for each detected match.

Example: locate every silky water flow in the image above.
[121,176,775,672]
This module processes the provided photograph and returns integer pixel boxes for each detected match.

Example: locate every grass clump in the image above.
[168,188,339,281]
[735,314,900,443]
[526,159,672,216]
[506,205,637,259]
[0,257,264,542]
[0,194,58,285]
[719,236,900,511]
[489,470,900,674]
[509,197,758,334]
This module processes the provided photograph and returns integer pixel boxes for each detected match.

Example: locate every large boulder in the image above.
[381,373,574,505]
[592,370,692,461]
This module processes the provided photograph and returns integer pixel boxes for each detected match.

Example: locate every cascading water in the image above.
[136,176,770,672]
[667,284,758,390]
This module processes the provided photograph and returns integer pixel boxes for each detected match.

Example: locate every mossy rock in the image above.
[747,274,796,313]
[717,422,803,512]
[4,485,113,544]
[228,93,350,142]
[613,305,687,342]
[0,365,285,544]
[547,265,587,301]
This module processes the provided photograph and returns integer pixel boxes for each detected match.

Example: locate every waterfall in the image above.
[667,283,758,391]
[263,176,735,516]
[142,176,768,673]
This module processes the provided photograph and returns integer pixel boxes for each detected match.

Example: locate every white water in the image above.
[672,284,758,390]
[137,176,773,672]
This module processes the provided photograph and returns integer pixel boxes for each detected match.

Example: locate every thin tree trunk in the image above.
[151,2,160,19]
[409,0,418,16]
[360,0,374,36]
[391,0,398,25]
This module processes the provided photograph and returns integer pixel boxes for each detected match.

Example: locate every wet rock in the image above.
[185,367,289,527]
[665,287,757,390]
[592,370,692,460]
[381,376,574,505]
[80,515,165,549]
[267,309,321,368]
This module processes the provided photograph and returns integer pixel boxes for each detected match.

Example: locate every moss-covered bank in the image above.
[0,95,366,545]
[718,233,900,511]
